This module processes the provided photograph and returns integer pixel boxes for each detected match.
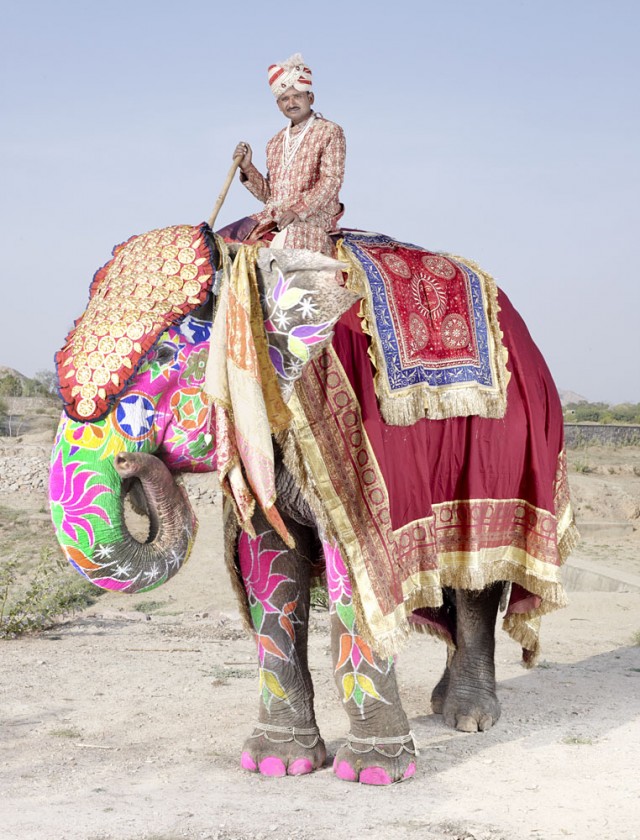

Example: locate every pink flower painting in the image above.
[324,541,352,602]
[50,449,112,545]
[238,531,289,614]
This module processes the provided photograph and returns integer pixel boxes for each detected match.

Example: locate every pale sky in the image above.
[2,0,638,403]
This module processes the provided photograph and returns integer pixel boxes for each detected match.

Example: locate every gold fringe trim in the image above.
[550,447,581,564]
[502,613,542,668]
[229,426,577,664]
[338,554,568,661]
[275,380,578,668]
[337,242,511,426]
[558,520,580,563]
[282,422,576,663]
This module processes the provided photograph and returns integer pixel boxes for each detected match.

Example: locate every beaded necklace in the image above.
[282,114,316,170]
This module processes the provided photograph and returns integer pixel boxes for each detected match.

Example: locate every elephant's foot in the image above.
[440,661,500,732]
[442,688,500,732]
[332,732,418,785]
[435,585,502,732]
[240,723,326,777]
[430,667,450,715]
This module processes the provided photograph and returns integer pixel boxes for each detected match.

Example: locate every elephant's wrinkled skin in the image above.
[50,252,569,786]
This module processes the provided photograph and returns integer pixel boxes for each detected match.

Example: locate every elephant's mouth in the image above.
[121,475,155,541]
[108,452,198,592]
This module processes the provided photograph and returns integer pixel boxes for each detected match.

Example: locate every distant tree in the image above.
[572,403,602,423]
[564,401,640,425]
[20,378,42,397]
[0,397,25,436]
[33,369,59,396]
[610,403,640,424]
[0,375,23,397]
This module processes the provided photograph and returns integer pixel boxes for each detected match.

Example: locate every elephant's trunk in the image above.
[50,434,197,593]
[113,451,198,585]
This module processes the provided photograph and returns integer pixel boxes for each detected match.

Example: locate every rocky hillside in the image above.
[558,389,589,405]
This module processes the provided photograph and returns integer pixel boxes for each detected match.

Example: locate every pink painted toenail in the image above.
[288,758,314,776]
[333,758,358,781]
[240,751,257,771]
[403,762,416,779]
[259,756,287,777]
[359,766,393,786]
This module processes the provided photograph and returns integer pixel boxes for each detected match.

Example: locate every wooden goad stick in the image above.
[207,155,243,229]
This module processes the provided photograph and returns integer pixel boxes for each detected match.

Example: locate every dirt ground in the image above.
[1,426,639,840]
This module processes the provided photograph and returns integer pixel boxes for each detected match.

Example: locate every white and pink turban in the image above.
[267,53,312,98]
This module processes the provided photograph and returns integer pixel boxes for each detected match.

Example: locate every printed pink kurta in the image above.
[240,116,346,256]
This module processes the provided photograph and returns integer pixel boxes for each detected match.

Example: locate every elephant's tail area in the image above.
[280,288,579,666]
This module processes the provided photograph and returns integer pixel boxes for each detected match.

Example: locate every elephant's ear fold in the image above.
[255,248,361,400]
[55,222,216,422]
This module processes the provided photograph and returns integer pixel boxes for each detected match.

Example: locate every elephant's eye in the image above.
[155,344,175,365]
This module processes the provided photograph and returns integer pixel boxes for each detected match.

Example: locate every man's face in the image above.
[277,88,314,125]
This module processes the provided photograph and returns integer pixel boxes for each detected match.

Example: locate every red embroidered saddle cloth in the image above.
[56,223,216,422]
[285,291,578,664]
[336,232,510,424]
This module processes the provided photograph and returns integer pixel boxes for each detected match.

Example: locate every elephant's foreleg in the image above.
[433,583,503,732]
[237,512,326,776]
[326,543,417,785]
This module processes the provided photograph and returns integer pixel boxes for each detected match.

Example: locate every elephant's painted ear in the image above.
[56,222,216,422]
[254,249,361,400]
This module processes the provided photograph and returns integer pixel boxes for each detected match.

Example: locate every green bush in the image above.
[310,584,329,610]
[0,375,23,397]
[564,402,640,425]
[0,548,100,639]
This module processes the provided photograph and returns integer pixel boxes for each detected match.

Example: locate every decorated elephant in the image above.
[49,222,578,786]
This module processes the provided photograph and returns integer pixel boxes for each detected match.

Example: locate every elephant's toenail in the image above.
[359,766,393,785]
[333,758,358,782]
[240,751,257,771]
[288,758,314,776]
[403,762,416,779]
[259,756,287,777]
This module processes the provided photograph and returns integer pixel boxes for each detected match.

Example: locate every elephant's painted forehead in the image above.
[136,316,212,395]
[55,223,216,423]
[66,315,213,417]
[51,315,214,479]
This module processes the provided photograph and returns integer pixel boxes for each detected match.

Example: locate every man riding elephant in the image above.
[230,53,346,257]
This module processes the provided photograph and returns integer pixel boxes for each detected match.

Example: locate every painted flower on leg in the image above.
[324,541,352,602]
[238,531,298,710]
[336,628,392,713]
[238,531,290,613]
[259,667,288,711]
[342,672,384,706]
[326,540,391,714]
